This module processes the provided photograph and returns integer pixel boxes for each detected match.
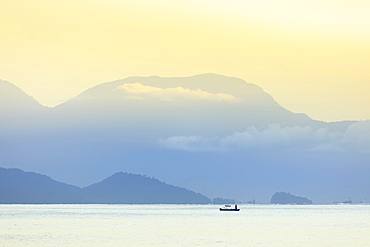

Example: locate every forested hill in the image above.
[82,172,211,204]
[0,168,210,204]
[0,167,83,203]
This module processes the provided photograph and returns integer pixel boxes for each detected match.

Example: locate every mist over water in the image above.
[1,204,369,246]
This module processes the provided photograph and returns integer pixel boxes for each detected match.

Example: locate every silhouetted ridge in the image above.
[271,192,312,205]
[0,168,211,204]
[0,80,45,112]
[0,168,83,203]
[82,172,211,204]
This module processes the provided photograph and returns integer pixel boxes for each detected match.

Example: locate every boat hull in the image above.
[219,208,240,211]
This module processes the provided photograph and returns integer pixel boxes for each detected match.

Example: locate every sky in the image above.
[1,0,369,122]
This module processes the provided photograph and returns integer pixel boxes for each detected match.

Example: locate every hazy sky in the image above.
[1,0,369,122]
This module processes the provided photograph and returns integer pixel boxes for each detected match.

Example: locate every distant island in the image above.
[271,192,313,205]
[0,168,211,204]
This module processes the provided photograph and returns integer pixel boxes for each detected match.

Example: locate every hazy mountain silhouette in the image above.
[0,80,45,113]
[271,192,312,205]
[0,167,83,203]
[54,74,351,136]
[82,172,211,204]
[0,168,211,204]
[0,80,48,130]
[0,74,368,203]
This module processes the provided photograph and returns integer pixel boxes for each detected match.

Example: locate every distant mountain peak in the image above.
[52,74,329,137]
[0,168,211,204]
[0,80,46,114]
[271,192,313,205]
[0,167,83,204]
[61,74,266,103]
[83,171,211,204]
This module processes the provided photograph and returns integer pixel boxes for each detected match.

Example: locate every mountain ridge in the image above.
[0,74,355,128]
[62,73,271,103]
[48,74,352,137]
[83,172,210,204]
[0,79,47,115]
[0,167,211,204]
[0,167,83,203]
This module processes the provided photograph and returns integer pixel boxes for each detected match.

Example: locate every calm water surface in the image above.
[1,204,369,246]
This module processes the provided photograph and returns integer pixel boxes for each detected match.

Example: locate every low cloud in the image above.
[158,122,370,153]
[119,83,239,102]
[337,120,370,153]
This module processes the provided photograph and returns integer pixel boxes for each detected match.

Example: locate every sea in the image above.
[1,204,369,246]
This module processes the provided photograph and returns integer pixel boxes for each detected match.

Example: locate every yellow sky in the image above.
[1,0,369,122]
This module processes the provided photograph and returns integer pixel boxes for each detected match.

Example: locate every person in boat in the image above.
[235,204,237,210]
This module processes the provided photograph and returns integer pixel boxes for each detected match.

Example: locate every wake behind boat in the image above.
[219,205,240,211]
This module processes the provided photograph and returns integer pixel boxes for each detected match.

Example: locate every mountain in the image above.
[0,168,211,204]
[82,172,211,204]
[0,167,83,203]
[0,74,368,203]
[55,74,346,137]
[0,80,49,132]
[0,80,47,117]
[0,80,44,112]
[271,192,312,205]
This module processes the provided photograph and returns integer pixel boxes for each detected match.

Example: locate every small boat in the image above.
[219,205,240,211]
